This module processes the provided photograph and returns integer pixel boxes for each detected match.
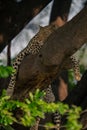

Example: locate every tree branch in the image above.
[11,6,87,100]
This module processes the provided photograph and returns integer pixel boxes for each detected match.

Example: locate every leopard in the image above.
[7,23,58,96]
[6,23,81,130]
[7,23,81,97]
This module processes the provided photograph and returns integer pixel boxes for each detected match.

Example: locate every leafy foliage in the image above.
[0,89,82,130]
[66,106,82,130]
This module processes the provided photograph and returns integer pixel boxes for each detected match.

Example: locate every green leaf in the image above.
[0,65,15,78]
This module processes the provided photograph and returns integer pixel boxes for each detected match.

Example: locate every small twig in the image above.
[38,124,57,129]
[81,109,87,115]
[7,42,11,66]
[38,124,66,129]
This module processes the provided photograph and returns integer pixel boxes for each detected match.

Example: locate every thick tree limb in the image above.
[50,0,72,22]
[0,0,52,52]
[49,0,72,102]
[11,6,87,100]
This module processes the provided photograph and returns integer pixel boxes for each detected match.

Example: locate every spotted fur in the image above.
[53,111,61,130]
[44,85,55,103]
[70,56,81,81]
